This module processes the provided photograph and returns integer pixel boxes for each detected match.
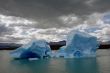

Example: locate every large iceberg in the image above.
[10,40,51,59]
[10,31,99,59]
[57,31,99,58]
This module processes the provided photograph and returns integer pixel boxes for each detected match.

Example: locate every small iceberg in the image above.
[56,31,99,58]
[10,40,51,59]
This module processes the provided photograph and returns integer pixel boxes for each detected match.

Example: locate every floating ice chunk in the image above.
[28,58,39,61]
[58,30,99,58]
[10,40,51,59]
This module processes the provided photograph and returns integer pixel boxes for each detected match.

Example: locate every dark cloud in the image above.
[0,0,110,16]
[0,0,86,18]
[0,0,110,28]
[0,0,110,43]
[0,36,24,43]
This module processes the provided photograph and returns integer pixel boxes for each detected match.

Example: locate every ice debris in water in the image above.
[56,31,99,58]
[10,40,51,59]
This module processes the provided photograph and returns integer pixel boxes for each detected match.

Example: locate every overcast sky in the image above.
[0,0,110,43]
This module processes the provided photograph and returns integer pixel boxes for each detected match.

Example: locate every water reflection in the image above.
[65,58,100,73]
[10,58,100,73]
[47,58,67,73]
[1,50,110,73]
[10,59,50,73]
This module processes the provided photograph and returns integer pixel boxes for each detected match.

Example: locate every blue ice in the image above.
[56,31,99,58]
[10,40,51,59]
[10,31,99,59]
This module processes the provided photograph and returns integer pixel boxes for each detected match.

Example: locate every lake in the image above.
[0,50,110,73]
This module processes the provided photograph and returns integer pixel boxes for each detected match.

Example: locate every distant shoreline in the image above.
[0,41,110,50]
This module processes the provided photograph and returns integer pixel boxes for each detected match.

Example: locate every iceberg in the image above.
[57,31,99,58]
[10,31,99,59]
[10,40,51,59]
[55,46,68,58]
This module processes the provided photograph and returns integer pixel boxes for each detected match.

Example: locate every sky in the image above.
[0,0,110,44]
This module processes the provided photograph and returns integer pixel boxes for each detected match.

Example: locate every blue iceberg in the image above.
[10,40,51,59]
[54,46,68,58]
[57,31,99,58]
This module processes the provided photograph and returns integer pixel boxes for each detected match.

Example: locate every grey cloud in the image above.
[0,24,14,36]
[38,29,67,35]
[6,36,26,41]
[1,0,109,16]
[0,36,23,43]
[0,0,110,28]
[0,0,110,43]
[86,0,110,13]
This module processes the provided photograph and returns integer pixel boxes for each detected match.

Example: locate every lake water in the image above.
[0,50,110,73]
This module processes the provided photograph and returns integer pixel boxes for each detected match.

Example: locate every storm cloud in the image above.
[1,0,110,16]
[0,0,110,28]
[0,0,110,43]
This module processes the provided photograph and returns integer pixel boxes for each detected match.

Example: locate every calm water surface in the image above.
[0,50,110,73]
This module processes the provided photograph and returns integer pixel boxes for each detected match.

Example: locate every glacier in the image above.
[56,31,99,58]
[10,40,51,59]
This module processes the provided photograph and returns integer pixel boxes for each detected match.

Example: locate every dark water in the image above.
[0,50,110,73]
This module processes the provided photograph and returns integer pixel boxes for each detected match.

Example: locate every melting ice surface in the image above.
[55,31,99,58]
[10,40,51,59]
